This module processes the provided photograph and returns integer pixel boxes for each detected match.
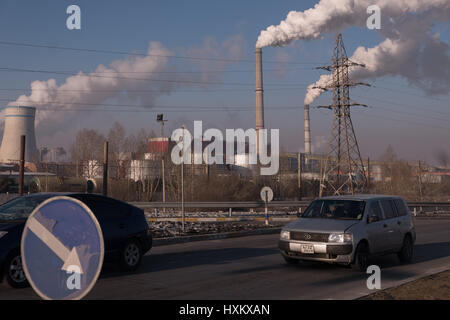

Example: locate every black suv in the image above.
[0,193,152,288]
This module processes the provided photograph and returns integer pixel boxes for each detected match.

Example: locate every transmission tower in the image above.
[316,33,369,196]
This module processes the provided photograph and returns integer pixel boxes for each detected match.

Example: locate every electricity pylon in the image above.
[316,34,369,196]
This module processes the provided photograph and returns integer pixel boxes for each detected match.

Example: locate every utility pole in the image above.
[297,152,302,199]
[367,157,371,193]
[18,135,26,196]
[316,33,370,196]
[418,160,423,201]
[103,141,109,196]
[181,125,185,233]
[157,114,167,211]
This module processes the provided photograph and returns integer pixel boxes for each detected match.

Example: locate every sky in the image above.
[0,0,448,164]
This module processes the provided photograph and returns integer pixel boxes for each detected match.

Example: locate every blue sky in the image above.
[0,0,449,164]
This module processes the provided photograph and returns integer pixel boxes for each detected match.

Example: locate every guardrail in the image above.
[131,200,450,211]
[131,201,311,210]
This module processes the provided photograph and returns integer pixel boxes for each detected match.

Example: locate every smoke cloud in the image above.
[5,36,245,137]
[256,0,450,105]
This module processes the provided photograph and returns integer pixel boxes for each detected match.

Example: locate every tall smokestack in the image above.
[255,48,265,132]
[255,48,265,155]
[0,106,38,163]
[304,104,311,155]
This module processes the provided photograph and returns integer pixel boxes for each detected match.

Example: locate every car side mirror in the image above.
[367,215,380,223]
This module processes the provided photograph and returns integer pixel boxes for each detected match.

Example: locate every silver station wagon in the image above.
[279,195,416,271]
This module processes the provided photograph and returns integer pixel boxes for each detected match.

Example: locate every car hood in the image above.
[0,221,25,231]
[284,218,359,233]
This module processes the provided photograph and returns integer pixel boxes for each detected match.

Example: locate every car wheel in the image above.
[351,242,370,272]
[283,256,299,265]
[119,240,142,272]
[4,252,29,288]
[398,235,413,264]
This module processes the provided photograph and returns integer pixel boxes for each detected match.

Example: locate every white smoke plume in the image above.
[256,0,450,105]
[5,36,244,137]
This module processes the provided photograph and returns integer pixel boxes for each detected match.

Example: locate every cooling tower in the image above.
[0,106,38,163]
[304,104,311,155]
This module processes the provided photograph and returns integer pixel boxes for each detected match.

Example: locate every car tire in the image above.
[283,255,299,265]
[119,239,142,272]
[398,235,413,264]
[351,242,370,272]
[3,252,29,289]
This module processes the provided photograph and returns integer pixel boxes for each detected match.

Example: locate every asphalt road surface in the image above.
[1,218,450,300]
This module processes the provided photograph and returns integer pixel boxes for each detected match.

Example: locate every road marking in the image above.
[27,216,83,274]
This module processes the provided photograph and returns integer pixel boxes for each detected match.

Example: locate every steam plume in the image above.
[256,0,450,105]
[6,36,244,137]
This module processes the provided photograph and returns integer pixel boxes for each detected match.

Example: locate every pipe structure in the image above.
[304,104,311,155]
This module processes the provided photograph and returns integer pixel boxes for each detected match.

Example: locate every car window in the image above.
[302,200,365,220]
[394,199,408,216]
[380,199,397,219]
[368,201,383,220]
[0,195,51,221]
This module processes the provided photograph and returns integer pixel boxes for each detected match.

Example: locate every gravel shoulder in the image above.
[361,269,450,300]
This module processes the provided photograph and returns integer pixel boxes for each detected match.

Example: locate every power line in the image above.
[356,110,450,131]
[0,67,316,74]
[0,99,303,111]
[0,87,305,95]
[0,40,326,65]
[352,93,450,118]
[0,66,312,87]
[312,104,450,131]
[372,85,450,103]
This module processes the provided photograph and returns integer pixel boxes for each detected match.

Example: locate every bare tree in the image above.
[434,149,449,167]
[70,129,105,162]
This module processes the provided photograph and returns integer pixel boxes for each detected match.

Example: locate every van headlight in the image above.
[280,230,290,240]
[0,231,7,239]
[328,233,352,243]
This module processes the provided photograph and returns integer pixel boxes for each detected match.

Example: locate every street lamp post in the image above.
[157,114,167,212]
[181,125,185,233]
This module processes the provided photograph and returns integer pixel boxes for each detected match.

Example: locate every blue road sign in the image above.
[21,196,104,300]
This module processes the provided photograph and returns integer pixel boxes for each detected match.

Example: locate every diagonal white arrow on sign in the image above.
[27,216,84,274]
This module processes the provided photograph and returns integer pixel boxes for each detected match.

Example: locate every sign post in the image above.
[260,186,273,226]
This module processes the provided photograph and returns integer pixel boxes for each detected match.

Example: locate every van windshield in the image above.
[301,200,365,220]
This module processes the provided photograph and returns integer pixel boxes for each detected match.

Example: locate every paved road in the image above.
[1,218,450,300]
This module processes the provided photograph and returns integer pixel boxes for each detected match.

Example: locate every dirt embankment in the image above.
[361,270,450,300]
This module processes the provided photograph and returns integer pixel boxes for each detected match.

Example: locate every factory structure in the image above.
[0,47,447,198]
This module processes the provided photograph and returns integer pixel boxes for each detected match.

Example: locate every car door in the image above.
[365,200,389,254]
[393,198,411,242]
[82,197,129,257]
[379,199,403,252]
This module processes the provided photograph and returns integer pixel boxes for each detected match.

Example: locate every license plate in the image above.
[289,243,315,254]
[301,244,314,254]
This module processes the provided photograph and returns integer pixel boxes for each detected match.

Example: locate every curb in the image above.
[148,217,296,223]
[153,227,282,246]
